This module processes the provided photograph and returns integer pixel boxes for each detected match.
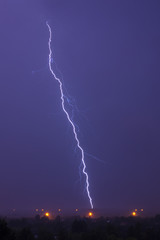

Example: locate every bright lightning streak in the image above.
[46,22,93,209]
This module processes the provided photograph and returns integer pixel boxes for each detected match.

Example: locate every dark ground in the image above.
[1,214,160,240]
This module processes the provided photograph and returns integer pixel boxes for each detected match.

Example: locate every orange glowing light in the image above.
[41,209,44,212]
[45,212,50,217]
[135,209,137,212]
[35,209,39,212]
[141,209,144,212]
[132,211,136,216]
[58,209,61,212]
[75,209,78,212]
[88,212,93,217]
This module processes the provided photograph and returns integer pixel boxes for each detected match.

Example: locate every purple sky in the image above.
[0,0,160,215]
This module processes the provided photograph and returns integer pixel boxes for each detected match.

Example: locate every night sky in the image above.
[0,0,160,215]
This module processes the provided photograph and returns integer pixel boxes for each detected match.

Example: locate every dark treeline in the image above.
[1,215,160,240]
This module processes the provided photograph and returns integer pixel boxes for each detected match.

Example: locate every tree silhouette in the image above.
[72,219,87,233]
[0,219,15,240]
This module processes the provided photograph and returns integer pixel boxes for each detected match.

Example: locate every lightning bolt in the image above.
[46,21,93,209]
